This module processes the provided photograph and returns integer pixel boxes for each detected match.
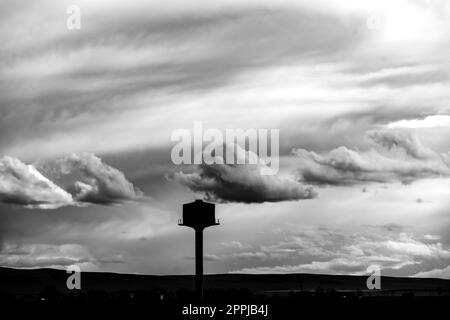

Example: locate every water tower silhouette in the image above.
[179,200,219,300]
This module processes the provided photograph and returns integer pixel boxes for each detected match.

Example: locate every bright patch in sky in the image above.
[388,115,450,128]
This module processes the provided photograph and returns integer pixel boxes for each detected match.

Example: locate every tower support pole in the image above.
[195,228,203,300]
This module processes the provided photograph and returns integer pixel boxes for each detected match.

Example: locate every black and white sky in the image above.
[1,0,450,278]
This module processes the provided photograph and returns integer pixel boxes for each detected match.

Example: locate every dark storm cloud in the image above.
[171,143,316,203]
[294,129,450,186]
[173,164,316,203]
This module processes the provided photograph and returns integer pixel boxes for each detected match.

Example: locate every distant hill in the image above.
[1,266,449,297]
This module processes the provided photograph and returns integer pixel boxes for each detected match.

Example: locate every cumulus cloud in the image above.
[294,129,450,186]
[0,153,141,209]
[230,229,450,276]
[172,144,316,203]
[46,153,142,205]
[367,129,437,159]
[0,156,74,209]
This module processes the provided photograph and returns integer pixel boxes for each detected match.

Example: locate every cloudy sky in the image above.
[1,0,450,278]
